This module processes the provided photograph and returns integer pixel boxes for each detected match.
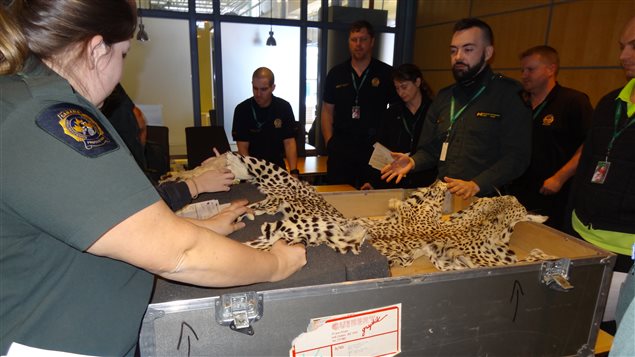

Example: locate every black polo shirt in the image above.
[572,88,635,234]
[322,57,396,186]
[323,57,396,145]
[524,83,592,184]
[375,99,436,188]
[510,84,592,227]
[232,96,297,168]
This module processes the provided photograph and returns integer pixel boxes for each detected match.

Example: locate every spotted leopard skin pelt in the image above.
[226,152,367,254]
[359,181,554,270]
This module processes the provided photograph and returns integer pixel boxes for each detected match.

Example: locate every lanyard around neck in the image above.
[401,104,424,138]
[606,101,635,158]
[532,99,549,120]
[250,102,269,129]
[351,69,369,105]
[446,85,486,140]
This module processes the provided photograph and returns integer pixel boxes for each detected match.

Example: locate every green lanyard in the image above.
[351,69,369,106]
[401,105,424,140]
[250,103,268,129]
[532,99,549,120]
[446,85,486,141]
[606,101,635,159]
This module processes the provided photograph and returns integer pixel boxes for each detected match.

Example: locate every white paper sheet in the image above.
[175,200,230,220]
[5,343,96,357]
[368,142,394,171]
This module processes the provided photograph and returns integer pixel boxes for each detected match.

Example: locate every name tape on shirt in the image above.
[36,103,119,158]
[475,112,501,119]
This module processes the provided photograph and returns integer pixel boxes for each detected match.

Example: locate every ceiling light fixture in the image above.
[136,1,149,42]
[266,1,276,46]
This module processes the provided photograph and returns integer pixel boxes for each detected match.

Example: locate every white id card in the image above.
[440,142,449,161]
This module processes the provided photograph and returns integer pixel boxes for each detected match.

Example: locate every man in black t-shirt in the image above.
[321,20,397,188]
[232,67,298,173]
[510,45,593,229]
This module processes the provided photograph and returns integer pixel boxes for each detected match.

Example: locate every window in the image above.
[130,1,404,156]
[122,17,193,155]
[220,22,301,145]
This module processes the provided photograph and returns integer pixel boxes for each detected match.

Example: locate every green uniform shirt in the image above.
[411,66,532,195]
[0,58,160,355]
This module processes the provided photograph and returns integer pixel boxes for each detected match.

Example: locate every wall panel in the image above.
[414,0,629,109]
[471,0,549,17]
[549,0,635,67]
[558,69,628,107]
[421,70,454,95]
[417,0,470,26]
[413,24,455,69]
[486,8,550,68]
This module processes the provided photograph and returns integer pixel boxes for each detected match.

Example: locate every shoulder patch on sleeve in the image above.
[36,103,119,157]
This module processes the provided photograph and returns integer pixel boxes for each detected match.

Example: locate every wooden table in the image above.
[287,156,328,184]
[288,156,327,175]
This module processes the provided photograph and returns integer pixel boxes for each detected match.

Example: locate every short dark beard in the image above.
[452,52,487,84]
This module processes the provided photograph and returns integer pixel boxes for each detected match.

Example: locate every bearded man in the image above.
[382,18,532,199]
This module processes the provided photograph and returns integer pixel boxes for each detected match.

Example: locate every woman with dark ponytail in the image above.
[365,63,437,189]
[0,1,306,355]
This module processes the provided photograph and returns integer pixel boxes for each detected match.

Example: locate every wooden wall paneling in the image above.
[485,8,550,68]
[420,70,454,95]
[549,0,635,67]
[495,68,627,109]
[416,0,470,26]
[557,69,628,107]
[413,23,456,70]
[471,0,550,17]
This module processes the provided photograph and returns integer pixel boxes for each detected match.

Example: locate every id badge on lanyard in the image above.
[592,101,635,184]
[440,142,449,161]
[351,70,368,120]
[352,106,361,119]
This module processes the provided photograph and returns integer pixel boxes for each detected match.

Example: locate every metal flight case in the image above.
[139,186,614,357]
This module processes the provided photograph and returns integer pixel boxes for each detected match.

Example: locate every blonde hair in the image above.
[0,6,28,74]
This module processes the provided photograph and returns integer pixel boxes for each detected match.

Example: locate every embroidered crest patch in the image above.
[541,114,555,126]
[36,103,119,157]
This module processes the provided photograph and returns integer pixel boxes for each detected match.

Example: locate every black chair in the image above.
[145,125,170,181]
[185,126,231,169]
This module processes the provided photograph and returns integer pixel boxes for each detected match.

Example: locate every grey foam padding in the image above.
[151,182,389,303]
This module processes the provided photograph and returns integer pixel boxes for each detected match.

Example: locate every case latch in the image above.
[540,258,574,291]
[215,291,263,336]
